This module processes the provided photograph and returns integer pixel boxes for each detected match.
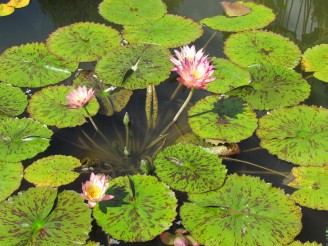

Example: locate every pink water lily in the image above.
[170,45,206,71]
[66,85,95,109]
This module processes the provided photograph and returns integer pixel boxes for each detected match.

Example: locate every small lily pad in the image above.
[289,241,323,246]
[0,117,53,162]
[257,105,328,166]
[93,174,177,242]
[221,1,252,17]
[0,43,78,87]
[188,96,258,143]
[123,14,203,48]
[153,144,227,193]
[224,31,301,68]
[0,83,27,119]
[180,174,302,246]
[7,0,30,8]
[0,161,23,202]
[0,4,14,16]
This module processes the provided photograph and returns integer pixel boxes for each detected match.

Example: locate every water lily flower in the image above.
[170,45,206,71]
[66,85,95,109]
[80,172,114,208]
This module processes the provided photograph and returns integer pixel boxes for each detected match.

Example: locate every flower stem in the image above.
[242,146,263,153]
[83,107,98,132]
[203,31,218,50]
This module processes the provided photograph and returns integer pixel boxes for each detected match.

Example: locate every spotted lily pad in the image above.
[201,2,275,32]
[27,85,99,128]
[0,161,23,202]
[95,43,171,89]
[0,117,53,162]
[257,105,328,166]
[153,144,227,193]
[224,31,301,68]
[93,174,177,242]
[0,187,92,245]
[0,43,78,87]
[180,174,302,246]
[0,83,27,119]
[123,14,203,48]
[228,64,311,110]
[47,22,121,62]
[188,96,258,143]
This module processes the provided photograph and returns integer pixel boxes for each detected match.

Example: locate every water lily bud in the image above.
[123,112,129,126]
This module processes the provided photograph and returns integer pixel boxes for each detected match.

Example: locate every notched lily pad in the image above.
[0,161,23,202]
[0,83,27,119]
[221,1,252,17]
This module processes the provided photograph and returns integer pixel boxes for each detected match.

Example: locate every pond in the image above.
[0,0,327,245]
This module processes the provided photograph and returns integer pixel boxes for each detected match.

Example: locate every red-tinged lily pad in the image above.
[0,161,23,202]
[0,83,27,119]
[221,1,252,17]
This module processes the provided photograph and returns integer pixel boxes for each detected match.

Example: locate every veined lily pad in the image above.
[188,96,258,143]
[99,0,167,25]
[24,155,81,187]
[27,85,99,128]
[153,144,227,193]
[257,105,328,166]
[224,31,301,68]
[123,14,203,48]
[93,174,177,242]
[0,43,78,87]
[228,64,311,110]
[201,2,275,32]
[0,161,23,202]
[0,187,92,245]
[47,22,121,62]
[95,43,171,89]
[0,83,27,119]
[0,117,53,162]
[0,3,14,16]
[180,174,302,246]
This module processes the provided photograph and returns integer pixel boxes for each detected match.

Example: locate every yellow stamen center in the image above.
[86,185,101,199]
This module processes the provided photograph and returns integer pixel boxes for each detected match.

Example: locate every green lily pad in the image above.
[257,105,328,166]
[123,14,203,48]
[47,22,121,62]
[99,0,167,25]
[95,43,171,89]
[93,174,177,242]
[0,83,27,119]
[188,96,258,143]
[153,144,227,193]
[224,31,301,68]
[0,43,78,87]
[228,64,311,110]
[27,85,99,128]
[201,2,275,32]
[180,174,302,246]
[206,58,251,94]
[301,44,328,82]
[0,117,53,162]
[24,155,81,187]
[0,187,92,245]
[0,161,23,202]
[286,165,328,210]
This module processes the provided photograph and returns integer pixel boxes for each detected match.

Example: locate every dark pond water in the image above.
[1,0,327,245]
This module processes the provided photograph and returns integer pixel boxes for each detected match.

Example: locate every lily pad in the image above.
[201,2,275,32]
[0,4,14,16]
[93,174,177,242]
[224,31,301,68]
[123,14,203,48]
[0,117,53,162]
[188,96,258,143]
[47,22,121,62]
[7,0,30,8]
[0,187,92,245]
[0,161,23,202]
[27,85,99,128]
[95,43,171,89]
[257,105,328,166]
[180,174,302,246]
[221,1,252,17]
[0,43,78,87]
[0,83,27,119]
[24,155,81,187]
[153,144,227,193]
[228,64,311,110]
[99,0,167,25]
[289,241,323,246]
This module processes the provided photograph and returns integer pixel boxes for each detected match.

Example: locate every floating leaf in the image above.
[0,187,92,245]
[93,174,177,242]
[0,43,78,87]
[0,83,27,118]
[28,85,99,128]
[188,96,258,143]
[95,44,171,89]
[123,14,203,48]
[257,105,328,166]
[99,0,167,25]
[224,31,301,68]
[0,161,23,202]
[289,241,323,246]
[0,117,53,162]
[221,1,252,17]
[202,2,275,32]
[47,22,121,62]
[7,0,30,8]
[180,174,302,246]
[228,64,311,110]
[0,4,14,16]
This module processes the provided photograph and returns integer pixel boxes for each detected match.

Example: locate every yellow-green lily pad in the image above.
[0,161,23,202]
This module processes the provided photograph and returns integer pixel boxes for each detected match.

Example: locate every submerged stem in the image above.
[242,147,263,153]
[84,107,98,132]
